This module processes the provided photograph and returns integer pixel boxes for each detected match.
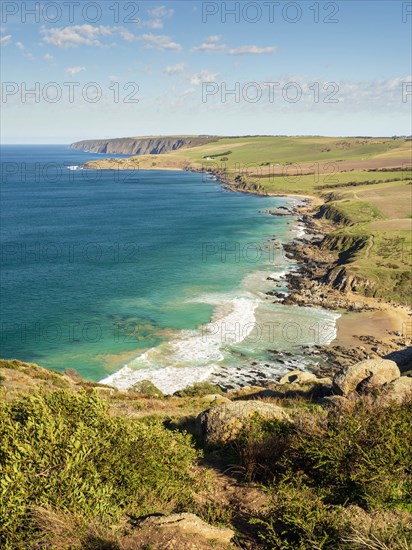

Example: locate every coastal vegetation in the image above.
[1,359,411,549]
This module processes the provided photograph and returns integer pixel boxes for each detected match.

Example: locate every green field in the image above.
[174,135,408,166]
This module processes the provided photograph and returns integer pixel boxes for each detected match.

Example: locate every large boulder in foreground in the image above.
[137,513,234,548]
[197,401,291,446]
[333,359,400,396]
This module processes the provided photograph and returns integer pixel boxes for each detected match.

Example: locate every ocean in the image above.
[0,145,339,393]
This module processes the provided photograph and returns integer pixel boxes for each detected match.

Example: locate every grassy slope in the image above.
[1,360,411,549]
[85,136,412,304]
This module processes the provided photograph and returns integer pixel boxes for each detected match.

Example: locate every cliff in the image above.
[69,135,218,155]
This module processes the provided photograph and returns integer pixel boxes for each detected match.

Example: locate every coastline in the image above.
[79,160,411,385]
[203,170,411,376]
[276,197,411,374]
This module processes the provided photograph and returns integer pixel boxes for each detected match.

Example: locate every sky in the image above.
[1,0,411,143]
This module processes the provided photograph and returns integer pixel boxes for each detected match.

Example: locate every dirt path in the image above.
[196,457,269,549]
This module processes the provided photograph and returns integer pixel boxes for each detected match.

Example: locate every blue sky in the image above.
[1,0,411,142]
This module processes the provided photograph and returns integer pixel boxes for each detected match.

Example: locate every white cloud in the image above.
[44,53,54,61]
[182,87,196,96]
[40,24,136,48]
[0,35,12,47]
[149,5,174,18]
[191,35,276,55]
[15,41,25,50]
[66,66,86,76]
[188,70,218,86]
[146,19,164,29]
[118,29,136,42]
[146,5,174,29]
[228,45,277,55]
[197,74,412,114]
[139,33,182,52]
[191,35,227,53]
[164,62,185,75]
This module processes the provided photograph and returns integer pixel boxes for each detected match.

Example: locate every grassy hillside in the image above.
[1,359,411,549]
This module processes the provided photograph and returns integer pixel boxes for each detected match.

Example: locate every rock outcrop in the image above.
[197,401,290,446]
[70,135,218,155]
[137,513,234,549]
[382,376,412,403]
[333,359,400,395]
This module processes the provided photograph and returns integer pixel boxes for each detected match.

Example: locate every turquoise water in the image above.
[0,145,338,392]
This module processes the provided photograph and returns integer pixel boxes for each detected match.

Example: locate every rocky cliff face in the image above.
[69,136,218,155]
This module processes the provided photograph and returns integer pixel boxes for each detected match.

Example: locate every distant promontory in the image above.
[69,135,218,155]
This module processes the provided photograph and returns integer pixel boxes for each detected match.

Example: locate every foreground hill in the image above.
[1,358,411,549]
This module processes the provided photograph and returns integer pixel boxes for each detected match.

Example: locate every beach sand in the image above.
[334,304,410,349]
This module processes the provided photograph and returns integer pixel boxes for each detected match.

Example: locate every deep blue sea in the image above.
[0,145,338,392]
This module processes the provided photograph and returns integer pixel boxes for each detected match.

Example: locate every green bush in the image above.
[0,389,200,548]
[287,397,412,510]
[236,415,294,481]
[240,397,411,509]
[130,379,164,399]
[175,382,224,398]
[242,397,412,548]
[251,474,347,549]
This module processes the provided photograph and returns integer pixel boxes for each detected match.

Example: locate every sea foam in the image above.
[100,296,259,393]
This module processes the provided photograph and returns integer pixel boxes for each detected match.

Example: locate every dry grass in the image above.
[357,184,412,219]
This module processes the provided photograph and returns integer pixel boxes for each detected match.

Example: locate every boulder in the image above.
[197,401,291,446]
[138,513,234,547]
[333,359,400,396]
[200,394,231,405]
[382,376,412,404]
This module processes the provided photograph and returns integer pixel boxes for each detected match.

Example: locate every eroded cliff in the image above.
[69,136,218,155]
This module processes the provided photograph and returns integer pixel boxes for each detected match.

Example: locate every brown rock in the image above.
[200,394,231,405]
[138,513,234,548]
[382,376,412,404]
[333,359,400,396]
[197,401,291,446]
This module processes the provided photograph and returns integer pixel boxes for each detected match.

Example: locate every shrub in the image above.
[251,474,347,549]
[175,382,224,398]
[287,396,412,509]
[243,397,412,547]
[130,379,164,399]
[0,389,200,548]
[239,396,411,510]
[236,415,294,481]
[0,359,27,370]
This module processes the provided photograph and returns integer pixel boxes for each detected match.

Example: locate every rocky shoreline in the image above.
[262,197,412,380]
